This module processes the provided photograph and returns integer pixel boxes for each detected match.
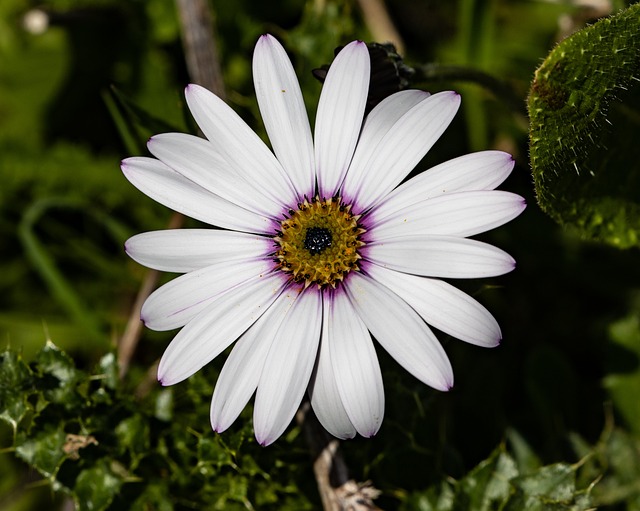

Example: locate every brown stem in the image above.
[413,63,525,114]
[357,0,405,54]
[118,213,183,379]
[175,0,226,98]
[297,404,382,511]
[117,269,158,379]
[118,0,225,378]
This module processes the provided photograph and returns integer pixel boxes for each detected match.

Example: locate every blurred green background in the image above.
[1,0,639,509]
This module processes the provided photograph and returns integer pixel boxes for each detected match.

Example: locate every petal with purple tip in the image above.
[367,264,501,347]
[324,289,384,437]
[253,288,322,445]
[345,272,453,391]
[121,157,269,233]
[343,91,461,211]
[125,229,272,273]
[185,84,297,210]
[157,272,285,386]
[368,190,526,239]
[253,35,315,198]
[314,41,370,197]
[365,235,516,279]
[210,290,299,433]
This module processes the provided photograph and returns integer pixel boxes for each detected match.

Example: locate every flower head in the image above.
[122,35,525,446]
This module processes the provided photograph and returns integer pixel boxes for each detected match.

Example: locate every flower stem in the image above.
[297,403,382,510]
[175,0,226,98]
[414,63,524,114]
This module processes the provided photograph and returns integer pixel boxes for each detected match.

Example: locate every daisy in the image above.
[122,34,525,446]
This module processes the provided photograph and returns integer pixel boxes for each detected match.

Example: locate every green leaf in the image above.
[0,350,34,432]
[73,459,123,511]
[35,341,85,409]
[19,200,106,342]
[506,463,577,510]
[115,415,150,468]
[15,425,67,481]
[595,429,640,507]
[1,343,314,510]
[97,352,119,392]
[528,3,640,248]
[571,428,640,508]
[457,445,519,509]
[402,443,593,511]
[604,304,640,434]
[105,85,186,155]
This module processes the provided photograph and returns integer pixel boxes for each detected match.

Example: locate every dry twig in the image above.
[357,0,405,54]
[175,0,226,97]
[118,0,226,378]
[298,404,382,511]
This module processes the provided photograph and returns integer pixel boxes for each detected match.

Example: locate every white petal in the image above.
[253,35,315,197]
[380,151,516,214]
[121,157,270,233]
[157,271,285,385]
[308,305,357,439]
[344,91,461,212]
[344,272,453,391]
[342,90,430,204]
[364,235,516,278]
[367,264,501,347]
[314,41,370,198]
[210,290,298,433]
[326,290,384,437]
[368,191,526,239]
[185,84,297,209]
[142,258,274,331]
[125,229,272,273]
[254,289,322,446]
[148,133,282,217]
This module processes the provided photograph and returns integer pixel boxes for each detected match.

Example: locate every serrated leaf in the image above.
[0,350,34,431]
[458,445,519,509]
[3,344,312,510]
[402,443,594,511]
[97,353,119,391]
[197,436,233,470]
[15,425,67,480]
[511,463,576,501]
[505,461,594,510]
[35,341,85,408]
[573,428,640,507]
[115,415,150,467]
[528,4,640,248]
[599,429,640,504]
[73,459,123,511]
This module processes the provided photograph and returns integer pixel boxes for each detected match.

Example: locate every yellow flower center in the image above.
[274,196,366,288]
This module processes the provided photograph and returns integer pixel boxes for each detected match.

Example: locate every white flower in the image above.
[122,34,525,446]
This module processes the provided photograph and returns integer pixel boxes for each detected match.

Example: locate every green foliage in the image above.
[0,351,34,432]
[528,3,640,248]
[401,444,594,511]
[570,424,640,508]
[0,0,182,352]
[6,342,639,511]
[0,342,315,510]
[604,293,640,435]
